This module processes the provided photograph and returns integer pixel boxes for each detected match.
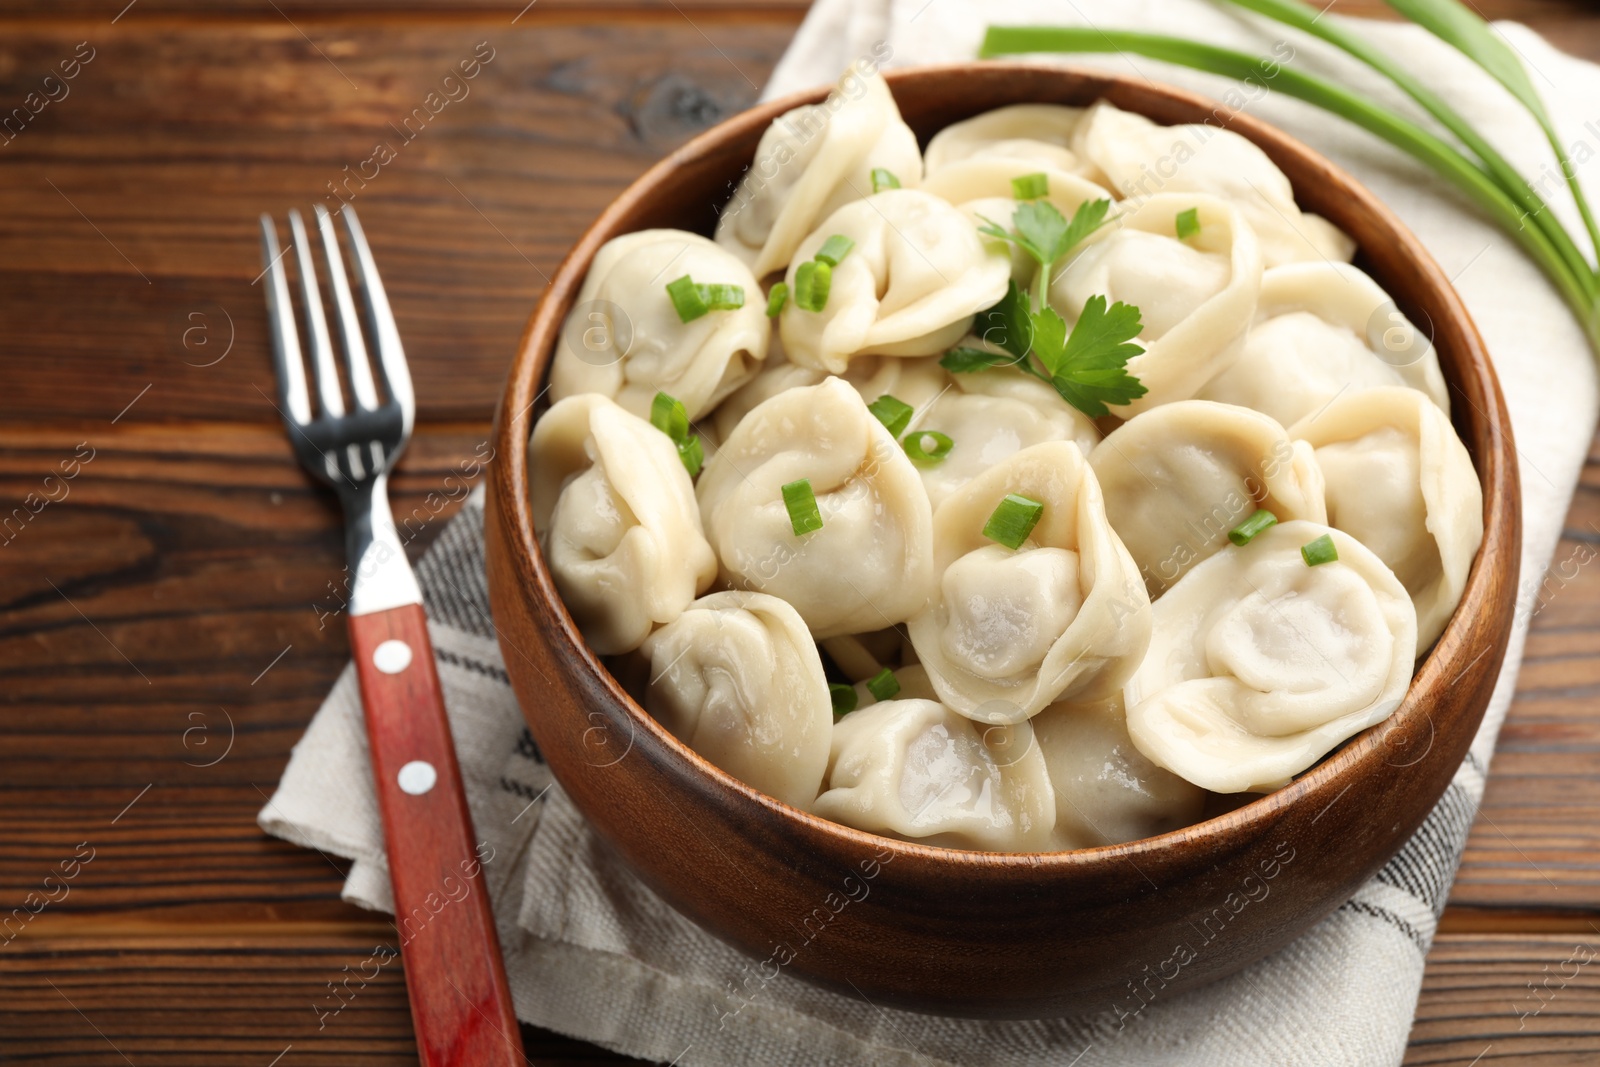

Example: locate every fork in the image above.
[260,205,523,1067]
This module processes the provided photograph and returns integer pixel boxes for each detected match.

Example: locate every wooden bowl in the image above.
[485,63,1520,1018]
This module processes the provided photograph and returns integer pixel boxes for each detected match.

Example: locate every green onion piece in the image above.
[794,259,832,312]
[699,283,746,311]
[1228,508,1277,546]
[867,394,914,438]
[1175,207,1201,240]
[1011,172,1050,199]
[815,234,856,267]
[903,430,954,465]
[650,391,690,443]
[865,667,900,702]
[1301,533,1339,567]
[666,275,709,323]
[829,683,858,718]
[870,167,901,193]
[982,493,1044,551]
[782,478,823,536]
[677,435,704,478]
[766,282,789,317]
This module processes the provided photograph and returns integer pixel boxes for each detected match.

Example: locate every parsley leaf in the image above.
[1059,198,1114,258]
[1038,295,1148,417]
[971,280,1034,363]
[941,346,1019,373]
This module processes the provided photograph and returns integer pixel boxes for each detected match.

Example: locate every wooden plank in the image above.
[0,16,795,425]
[0,930,651,1065]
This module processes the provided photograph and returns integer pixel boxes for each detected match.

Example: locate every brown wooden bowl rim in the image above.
[490,61,1519,869]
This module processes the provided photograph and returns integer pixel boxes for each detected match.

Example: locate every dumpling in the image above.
[1291,388,1483,650]
[641,591,831,808]
[1090,400,1327,597]
[696,377,935,637]
[550,229,768,422]
[924,104,1096,178]
[715,64,921,278]
[1123,520,1418,793]
[1199,262,1449,426]
[1048,193,1263,414]
[908,441,1152,725]
[813,698,1056,850]
[1072,100,1355,267]
[1032,696,1206,848]
[778,190,1011,374]
[529,394,717,654]
[909,367,1102,510]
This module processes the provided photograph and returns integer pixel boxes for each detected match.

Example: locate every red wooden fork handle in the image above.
[350,603,524,1067]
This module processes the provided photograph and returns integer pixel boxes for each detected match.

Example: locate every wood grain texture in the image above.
[0,0,1593,1062]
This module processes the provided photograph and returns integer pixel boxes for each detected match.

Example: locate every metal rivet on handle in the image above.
[397,760,437,796]
[373,638,412,674]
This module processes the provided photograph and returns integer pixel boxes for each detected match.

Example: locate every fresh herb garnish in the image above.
[794,259,832,312]
[649,391,705,477]
[1011,172,1049,200]
[782,478,824,536]
[983,493,1045,551]
[830,683,858,718]
[765,282,789,317]
[1175,207,1201,240]
[903,430,954,465]
[870,167,902,193]
[865,668,900,702]
[867,394,914,438]
[1301,533,1339,567]
[815,234,856,267]
[1228,508,1278,546]
[666,275,745,323]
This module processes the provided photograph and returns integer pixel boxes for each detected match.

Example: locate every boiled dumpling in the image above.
[550,229,768,421]
[1032,696,1206,848]
[909,441,1151,724]
[1048,193,1263,414]
[697,377,935,637]
[529,394,717,654]
[1199,262,1449,426]
[715,64,921,278]
[1090,400,1327,597]
[1124,521,1418,793]
[641,591,831,808]
[1073,100,1355,267]
[813,698,1056,850]
[908,367,1102,510]
[778,190,1011,374]
[924,104,1097,179]
[1291,388,1483,650]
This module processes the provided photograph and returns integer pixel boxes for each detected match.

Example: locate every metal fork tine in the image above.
[259,214,312,426]
[314,205,381,411]
[288,209,346,419]
[340,207,414,438]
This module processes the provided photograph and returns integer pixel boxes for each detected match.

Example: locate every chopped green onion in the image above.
[867,394,914,438]
[815,234,856,267]
[1228,508,1278,546]
[829,683,858,718]
[870,167,901,193]
[903,430,954,465]
[700,283,745,311]
[794,259,832,312]
[982,493,1044,551]
[650,391,690,442]
[781,478,823,536]
[1175,207,1201,240]
[766,282,789,317]
[666,275,709,322]
[1301,533,1339,567]
[1011,172,1050,199]
[677,435,704,478]
[865,667,900,702]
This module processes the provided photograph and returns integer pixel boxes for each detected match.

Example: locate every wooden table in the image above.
[2,1,1597,1063]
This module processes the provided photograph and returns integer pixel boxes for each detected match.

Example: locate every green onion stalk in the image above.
[980,0,1600,356]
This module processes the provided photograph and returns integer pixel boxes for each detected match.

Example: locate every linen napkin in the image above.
[260,3,1600,1063]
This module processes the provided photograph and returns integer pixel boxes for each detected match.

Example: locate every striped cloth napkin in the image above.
[261,2,1600,1062]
